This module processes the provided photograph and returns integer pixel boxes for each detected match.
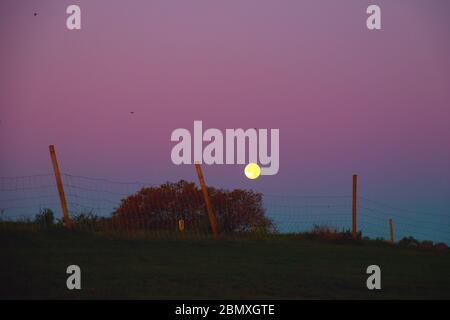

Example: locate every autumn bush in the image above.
[111,180,275,234]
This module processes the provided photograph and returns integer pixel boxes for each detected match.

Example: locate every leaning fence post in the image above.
[194,163,218,239]
[49,145,72,227]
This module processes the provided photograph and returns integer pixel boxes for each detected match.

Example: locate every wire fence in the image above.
[0,173,449,245]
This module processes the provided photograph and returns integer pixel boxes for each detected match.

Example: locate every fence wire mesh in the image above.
[0,173,449,245]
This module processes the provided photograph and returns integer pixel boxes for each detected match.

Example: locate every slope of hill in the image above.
[0,229,449,299]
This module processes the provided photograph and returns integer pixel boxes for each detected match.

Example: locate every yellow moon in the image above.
[244,163,261,179]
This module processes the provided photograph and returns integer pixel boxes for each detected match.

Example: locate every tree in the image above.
[112,180,274,234]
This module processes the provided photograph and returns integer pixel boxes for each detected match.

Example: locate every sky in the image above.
[0,1,449,240]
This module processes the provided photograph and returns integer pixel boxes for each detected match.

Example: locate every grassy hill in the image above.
[0,228,449,299]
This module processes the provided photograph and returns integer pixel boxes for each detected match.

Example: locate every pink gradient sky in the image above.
[1,0,449,217]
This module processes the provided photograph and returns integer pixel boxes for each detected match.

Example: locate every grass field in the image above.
[0,228,449,299]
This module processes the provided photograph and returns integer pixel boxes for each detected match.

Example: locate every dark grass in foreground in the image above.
[0,228,449,299]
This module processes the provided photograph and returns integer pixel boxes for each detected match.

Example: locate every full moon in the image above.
[244,163,261,179]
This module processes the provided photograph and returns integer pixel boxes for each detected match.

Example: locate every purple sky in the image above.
[1,1,449,231]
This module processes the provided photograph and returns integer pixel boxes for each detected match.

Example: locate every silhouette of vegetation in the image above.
[34,208,55,227]
[303,224,362,243]
[399,236,449,251]
[112,180,275,234]
[71,212,110,229]
[399,236,420,248]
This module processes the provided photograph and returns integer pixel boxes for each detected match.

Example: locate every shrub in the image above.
[34,208,55,227]
[399,236,420,248]
[420,240,434,249]
[434,242,449,251]
[112,180,275,234]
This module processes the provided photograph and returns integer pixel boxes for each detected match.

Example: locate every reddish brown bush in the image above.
[112,180,275,234]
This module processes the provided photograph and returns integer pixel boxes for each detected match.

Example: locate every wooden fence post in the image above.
[178,219,185,232]
[352,174,357,240]
[194,163,218,238]
[389,218,394,243]
[49,145,72,227]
